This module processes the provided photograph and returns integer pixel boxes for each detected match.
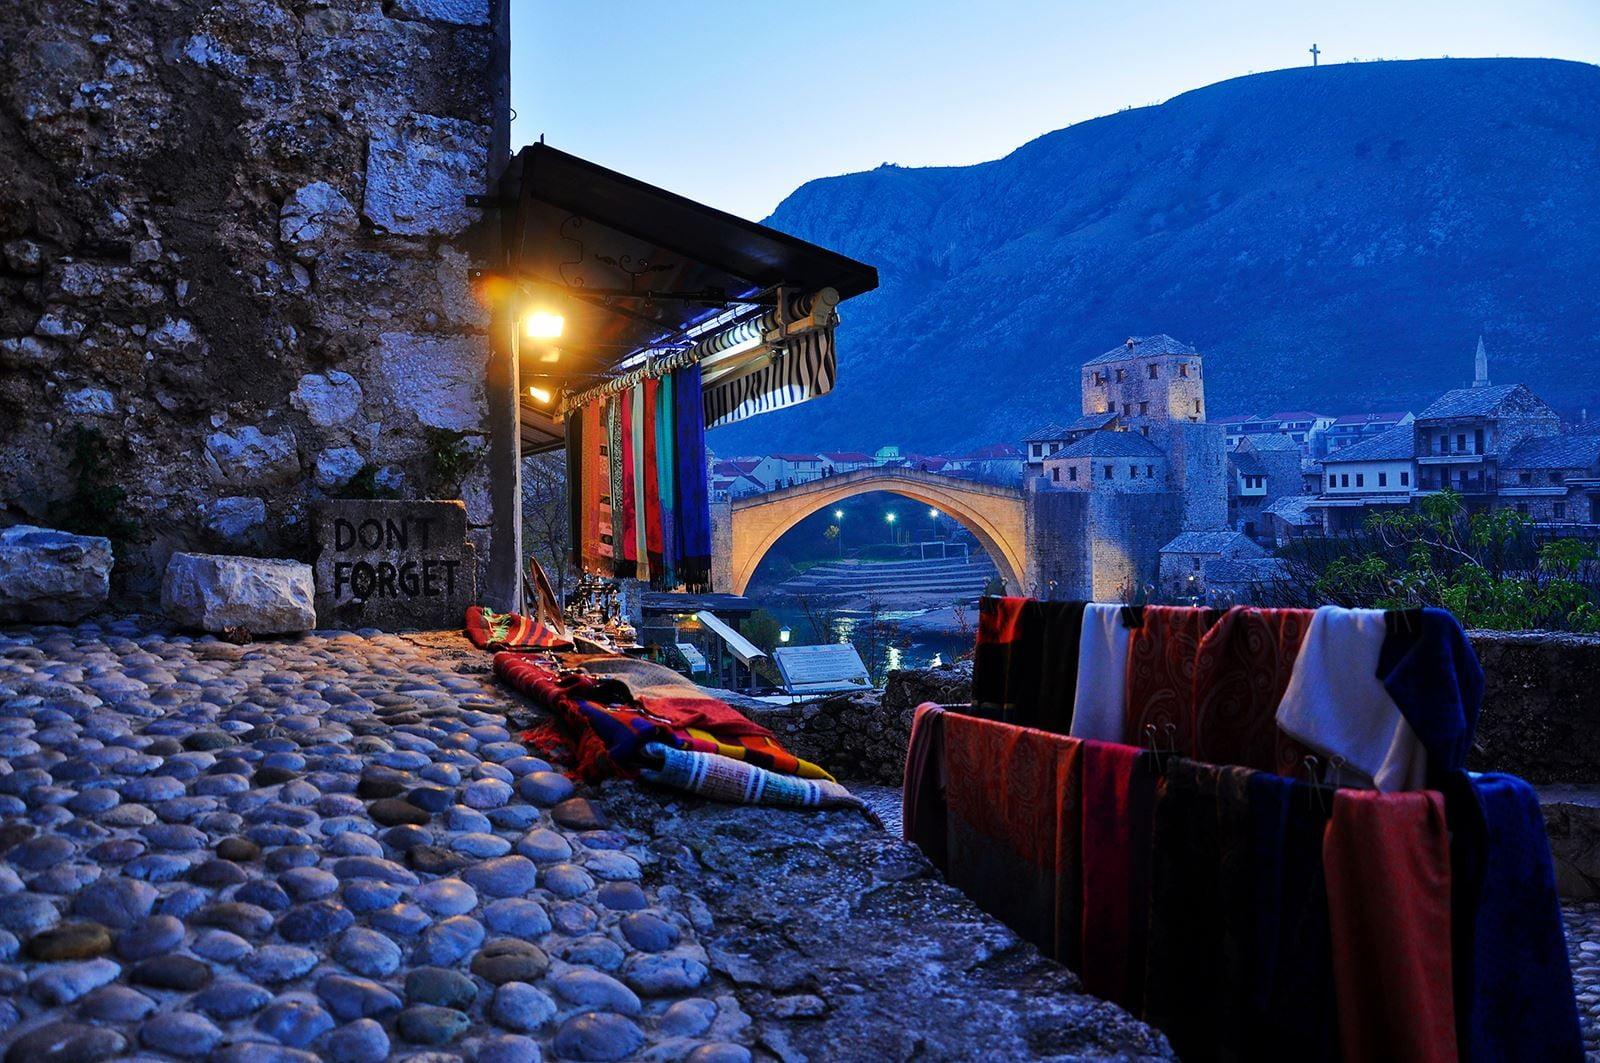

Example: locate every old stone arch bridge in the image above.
[722,467,1028,596]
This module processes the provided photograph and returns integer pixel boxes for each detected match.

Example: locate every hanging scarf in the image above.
[564,410,583,574]
[655,373,677,588]
[606,394,626,576]
[672,363,712,589]
[639,380,665,581]
[584,400,612,567]
[616,391,639,578]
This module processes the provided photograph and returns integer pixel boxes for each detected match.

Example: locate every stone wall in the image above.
[0,0,509,597]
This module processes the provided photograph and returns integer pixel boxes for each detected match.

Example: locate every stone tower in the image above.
[1473,335,1492,388]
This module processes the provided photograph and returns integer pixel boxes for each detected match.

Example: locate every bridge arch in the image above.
[725,468,1028,597]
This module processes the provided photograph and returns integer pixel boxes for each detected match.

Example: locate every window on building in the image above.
[1148,364,1158,379]
[1474,429,1485,454]
[1032,444,1042,458]
[1555,501,1567,520]
[1123,403,1131,416]
[1457,433,1467,453]
[1341,474,1350,487]
[1102,404,1111,414]
[1069,466,1078,482]
[1519,471,1532,484]
[1104,464,1114,480]
[1147,465,1155,477]
[1116,368,1126,382]
[1051,468,1060,483]
[1179,364,1189,378]
[1327,474,1335,489]
[1378,472,1388,487]
[1355,474,1365,487]
[1194,399,1202,415]
[1401,471,1410,486]
[1550,472,1564,485]
[1140,401,1149,415]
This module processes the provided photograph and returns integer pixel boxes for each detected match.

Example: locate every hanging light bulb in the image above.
[527,385,553,405]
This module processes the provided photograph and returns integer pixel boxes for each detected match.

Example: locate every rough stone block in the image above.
[161,553,316,635]
[312,499,477,630]
[0,525,113,622]
[291,371,364,427]
[363,114,488,236]
[388,0,490,25]
[199,496,268,548]
[204,425,301,487]
[375,332,487,432]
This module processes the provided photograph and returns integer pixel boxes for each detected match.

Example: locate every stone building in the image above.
[1413,383,1561,503]
[1157,530,1266,599]
[1026,334,1229,600]
[1310,425,1418,532]
[0,0,510,596]
[1081,334,1206,422]
[1227,434,1303,539]
[1499,436,1600,523]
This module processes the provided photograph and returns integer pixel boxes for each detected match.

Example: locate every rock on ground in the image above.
[160,553,316,635]
[0,526,112,623]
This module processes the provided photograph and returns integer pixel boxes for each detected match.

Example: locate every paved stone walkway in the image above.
[1561,901,1600,1059]
[0,620,1172,1062]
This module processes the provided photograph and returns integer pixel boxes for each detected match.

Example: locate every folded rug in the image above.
[496,653,834,783]
[466,606,574,652]
[638,743,863,811]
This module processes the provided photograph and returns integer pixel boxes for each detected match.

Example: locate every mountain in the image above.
[708,58,1600,456]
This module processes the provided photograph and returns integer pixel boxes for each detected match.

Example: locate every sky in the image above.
[511,0,1600,221]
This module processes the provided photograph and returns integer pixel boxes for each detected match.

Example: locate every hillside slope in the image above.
[711,58,1600,454]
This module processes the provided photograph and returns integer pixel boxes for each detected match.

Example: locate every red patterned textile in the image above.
[1124,606,1220,757]
[640,379,665,576]
[1324,788,1458,1063]
[943,712,1083,964]
[618,389,638,575]
[1191,607,1317,774]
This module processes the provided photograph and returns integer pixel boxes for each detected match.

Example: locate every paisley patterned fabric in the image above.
[943,711,1083,963]
[1124,606,1223,756]
[1191,607,1317,775]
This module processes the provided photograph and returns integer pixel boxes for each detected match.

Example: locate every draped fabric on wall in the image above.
[565,363,713,590]
[703,327,836,428]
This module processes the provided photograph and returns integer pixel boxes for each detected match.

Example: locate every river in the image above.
[757,601,974,679]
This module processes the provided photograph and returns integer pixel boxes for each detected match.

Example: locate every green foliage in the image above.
[743,610,782,654]
[424,428,474,494]
[339,465,401,501]
[50,426,136,546]
[1309,489,1600,632]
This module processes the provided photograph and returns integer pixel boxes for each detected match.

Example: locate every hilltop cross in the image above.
[1310,43,1321,66]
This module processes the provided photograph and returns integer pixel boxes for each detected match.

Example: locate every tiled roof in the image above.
[820,451,874,463]
[1231,452,1265,476]
[1022,422,1067,442]
[1053,430,1166,460]
[1244,434,1303,452]
[712,459,760,475]
[1214,414,1257,426]
[966,443,1023,460]
[1267,410,1327,422]
[1322,425,1416,463]
[1084,334,1198,366]
[1503,435,1600,470]
[1160,530,1265,556]
[1416,384,1538,421]
[1264,495,1320,525]
[1204,557,1292,584]
[1065,413,1119,434]
[771,452,822,462]
[1332,411,1412,426]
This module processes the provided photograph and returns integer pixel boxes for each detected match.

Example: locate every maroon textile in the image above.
[1124,606,1220,756]
[1191,607,1317,774]
[1079,738,1159,1010]
[902,703,949,873]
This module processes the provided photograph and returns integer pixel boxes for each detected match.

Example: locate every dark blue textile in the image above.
[1379,607,1484,783]
[1453,773,1582,1063]
[671,363,712,589]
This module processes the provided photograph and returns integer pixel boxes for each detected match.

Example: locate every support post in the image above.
[485,294,524,612]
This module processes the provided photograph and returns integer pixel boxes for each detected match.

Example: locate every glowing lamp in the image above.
[527,385,553,405]
[523,311,565,340]
[885,512,897,524]
[778,626,791,644]
[833,509,845,520]
[928,508,939,518]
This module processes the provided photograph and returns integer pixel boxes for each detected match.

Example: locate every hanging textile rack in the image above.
[557,287,840,415]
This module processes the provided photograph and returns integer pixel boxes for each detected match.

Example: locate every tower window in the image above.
[1140,401,1149,415]
[1129,465,1138,478]
[1148,364,1158,379]
[1069,466,1078,482]
[1179,364,1189,378]
[1147,465,1155,477]
[1104,465,1114,480]
[1194,399,1202,414]
[1116,368,1126,382]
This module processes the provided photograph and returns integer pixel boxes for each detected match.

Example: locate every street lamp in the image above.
[778,626,791,644]
[928,508,939,518]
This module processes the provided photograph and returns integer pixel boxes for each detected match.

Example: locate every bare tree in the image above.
[521,453,572,602]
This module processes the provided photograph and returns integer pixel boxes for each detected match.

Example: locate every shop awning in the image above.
[488,144,879,453]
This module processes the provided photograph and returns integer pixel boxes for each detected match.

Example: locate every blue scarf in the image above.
[672,363,712,589]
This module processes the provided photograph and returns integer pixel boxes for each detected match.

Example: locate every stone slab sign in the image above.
[0,525,112,623]
[313,499,477,630]
[161,552,316,635]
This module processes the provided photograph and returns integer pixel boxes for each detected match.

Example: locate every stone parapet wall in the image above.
[0,0,508,596]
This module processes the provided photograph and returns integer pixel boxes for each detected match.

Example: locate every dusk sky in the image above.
[511,0,1600,221]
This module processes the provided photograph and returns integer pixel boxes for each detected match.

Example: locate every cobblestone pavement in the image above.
[1562,901,1600,1059]
[0,620,749,1062]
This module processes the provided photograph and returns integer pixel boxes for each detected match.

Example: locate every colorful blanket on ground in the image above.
[495,653,835,785]
[638,742,862,811]
[465,606,574,652]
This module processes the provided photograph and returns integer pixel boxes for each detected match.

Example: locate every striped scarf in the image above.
[639,742,864,811]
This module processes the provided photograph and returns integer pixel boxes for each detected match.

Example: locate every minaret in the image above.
[1472,335,1491,388]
